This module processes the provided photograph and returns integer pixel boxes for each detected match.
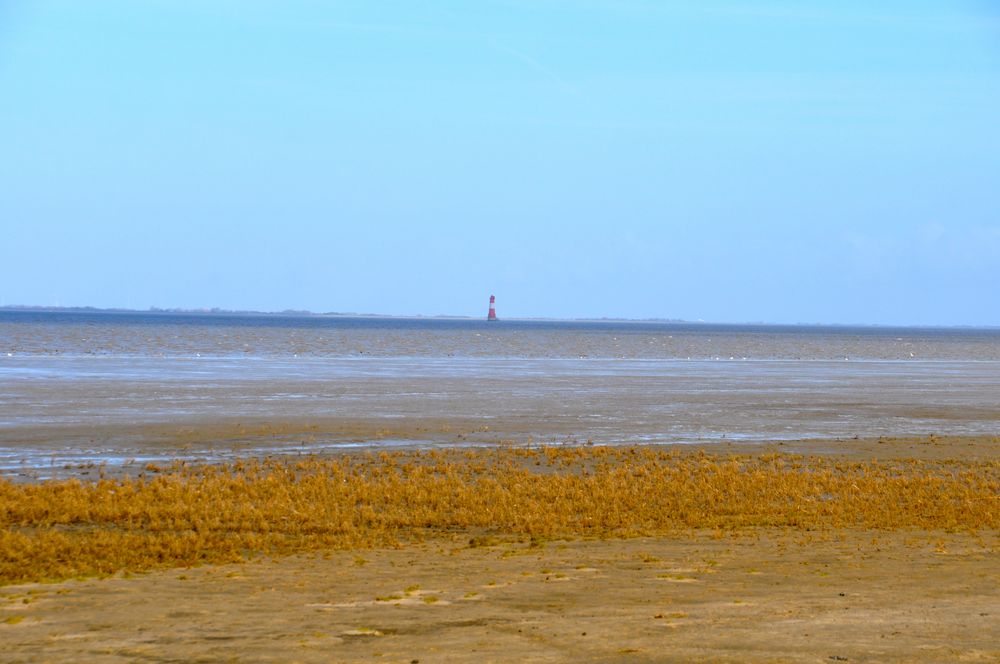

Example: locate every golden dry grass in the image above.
[2,446,998,585]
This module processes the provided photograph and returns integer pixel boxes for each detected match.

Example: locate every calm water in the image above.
[2,311,999,477]
[4,310,1000,360]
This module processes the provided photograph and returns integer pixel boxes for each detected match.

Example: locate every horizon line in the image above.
[0,304,997,330]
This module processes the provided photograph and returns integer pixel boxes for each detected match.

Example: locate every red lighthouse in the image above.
[487,295,497,321]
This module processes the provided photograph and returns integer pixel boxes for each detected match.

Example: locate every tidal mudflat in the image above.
[3,314,998,661]
[5,313,1000,480]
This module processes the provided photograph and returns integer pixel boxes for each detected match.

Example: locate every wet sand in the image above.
[1,436,998,662]
[2,415,997,481]
[6,354,1000,470]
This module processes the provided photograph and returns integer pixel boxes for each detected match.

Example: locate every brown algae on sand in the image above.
[2,443,998,585]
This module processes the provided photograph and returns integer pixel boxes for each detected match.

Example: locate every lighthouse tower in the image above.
[487,295,497,321]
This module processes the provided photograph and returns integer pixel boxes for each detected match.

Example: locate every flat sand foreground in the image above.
[1,436,998,662]
[2,530,998,663]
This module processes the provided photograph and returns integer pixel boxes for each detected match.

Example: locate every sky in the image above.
[1,1,999,325]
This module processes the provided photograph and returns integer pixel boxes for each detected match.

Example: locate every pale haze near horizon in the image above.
[1,1,998,325]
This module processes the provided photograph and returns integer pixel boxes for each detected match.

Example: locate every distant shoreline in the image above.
[0,304,996,330]
[0,304,688,324]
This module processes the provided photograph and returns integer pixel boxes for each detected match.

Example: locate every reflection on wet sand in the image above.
[3,355,1000,479]
[4,314,1000,479]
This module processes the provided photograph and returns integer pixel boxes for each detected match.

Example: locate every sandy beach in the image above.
[2,436,997,662]
[2,529,997,662]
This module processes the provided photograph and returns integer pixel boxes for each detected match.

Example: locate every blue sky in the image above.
[1,1,999,324]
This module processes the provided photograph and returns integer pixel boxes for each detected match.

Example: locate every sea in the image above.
[2,310,999,478]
